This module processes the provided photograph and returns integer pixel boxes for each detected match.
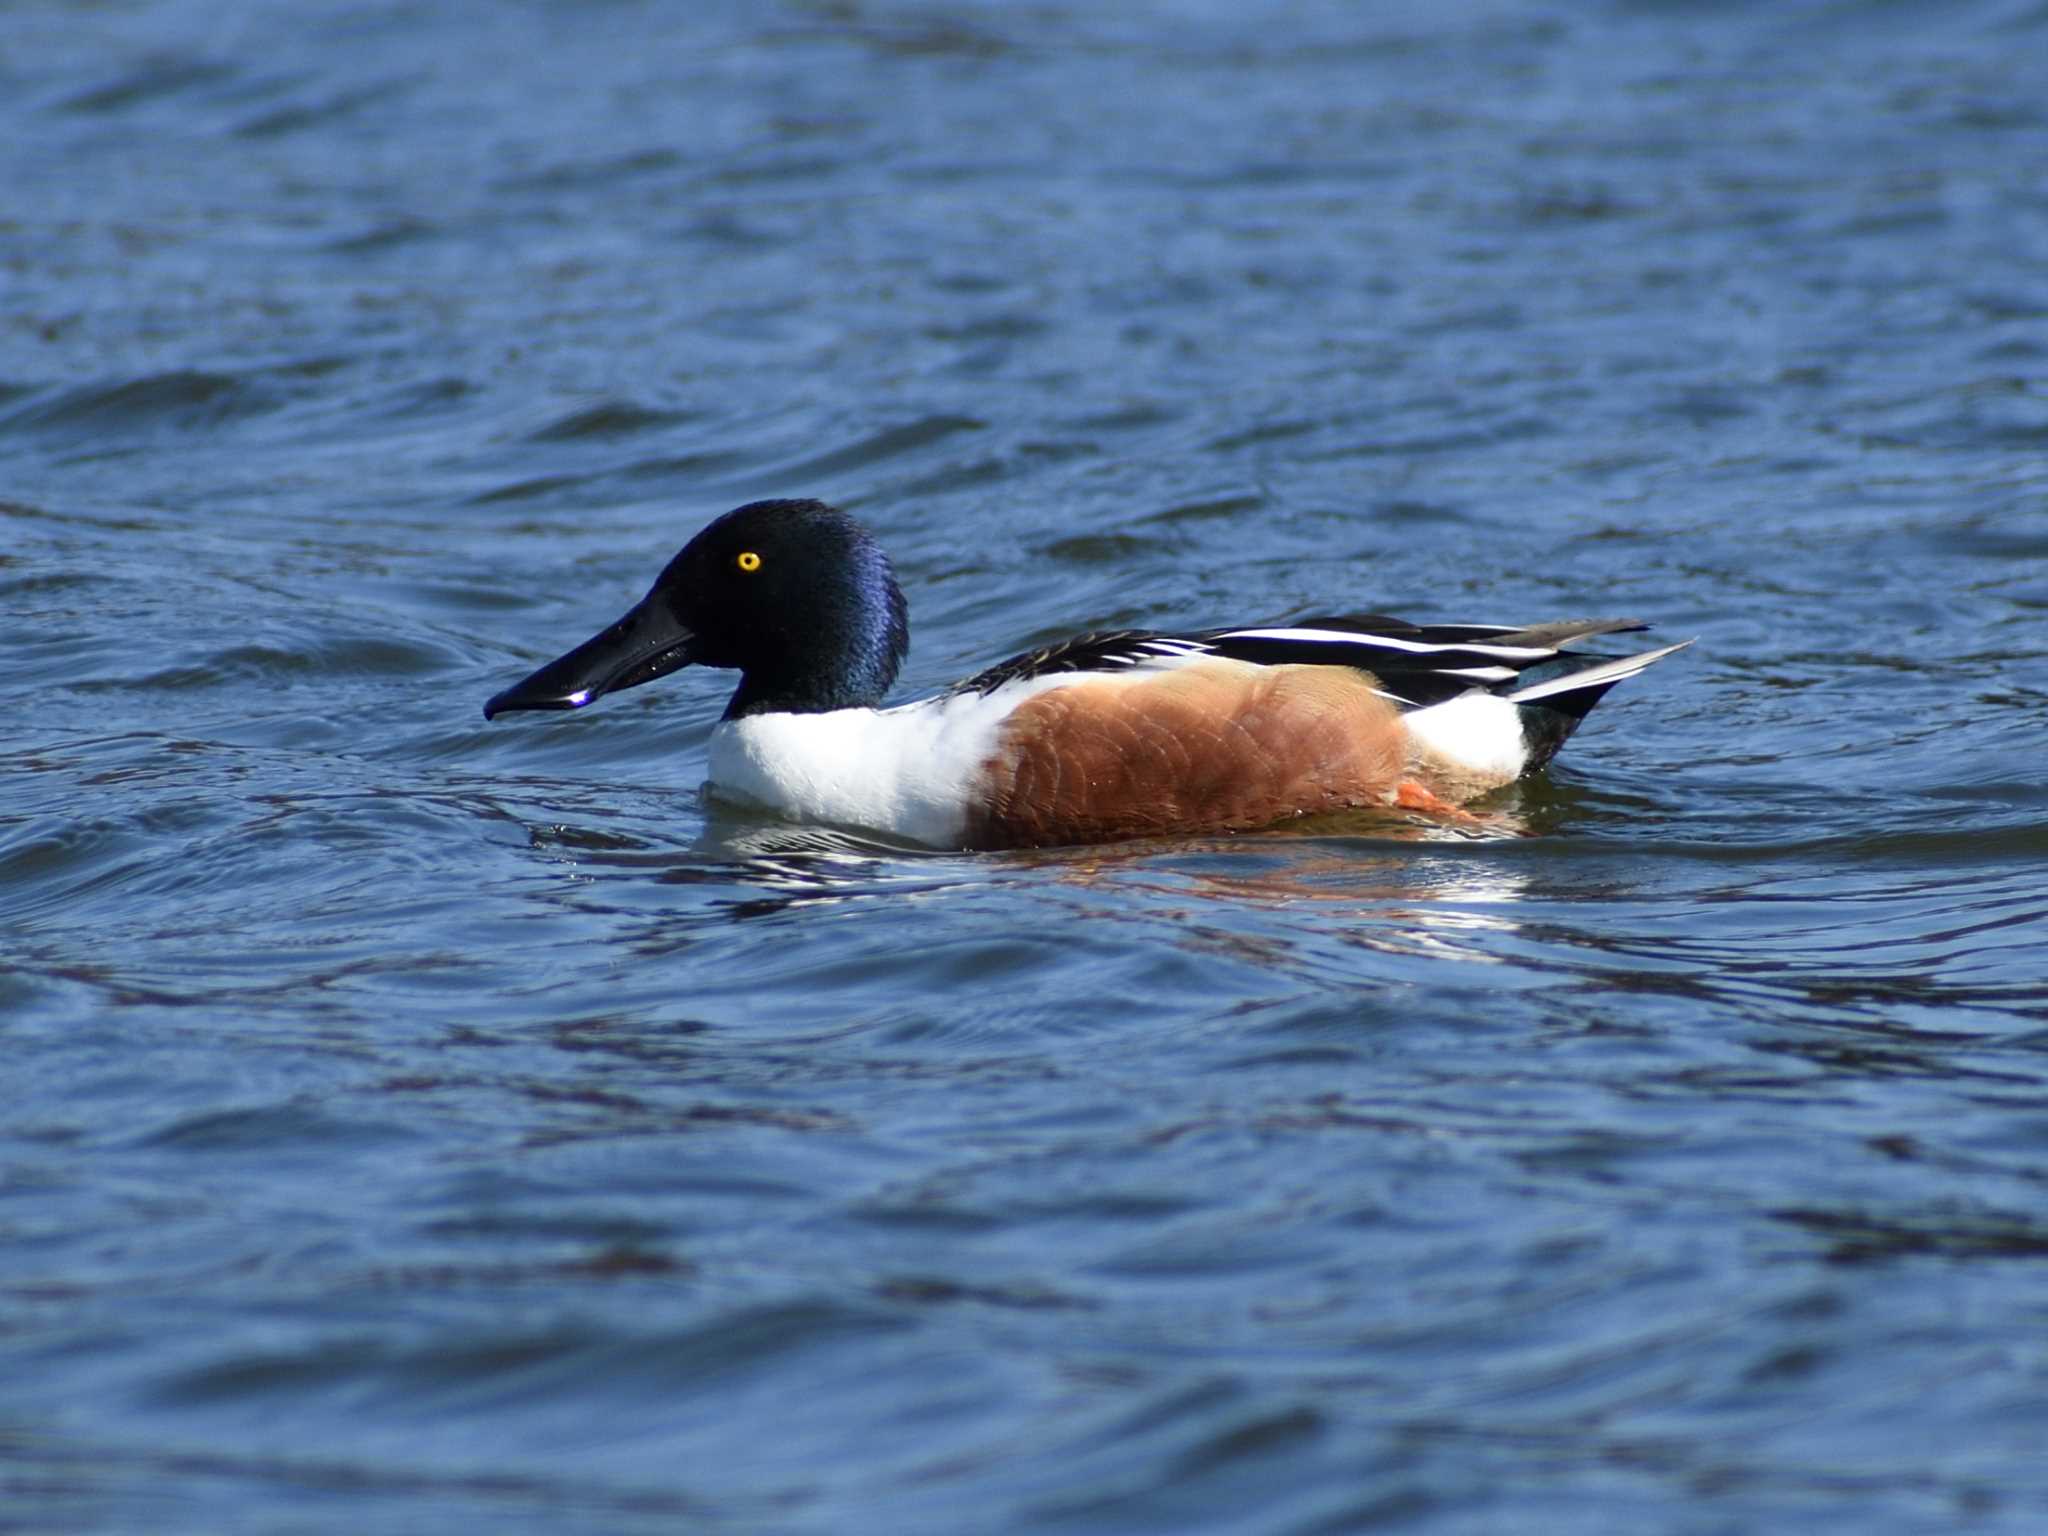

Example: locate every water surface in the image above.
[6,3,2048,1531]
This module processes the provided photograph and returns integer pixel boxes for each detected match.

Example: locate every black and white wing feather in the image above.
[1196,615,1657,708]
[956,613,1660,711]
[952,629,1219,694]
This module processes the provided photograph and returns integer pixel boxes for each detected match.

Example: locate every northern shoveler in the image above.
[483,499,1688,849]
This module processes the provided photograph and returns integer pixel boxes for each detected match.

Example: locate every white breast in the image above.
[703,676,1085,848]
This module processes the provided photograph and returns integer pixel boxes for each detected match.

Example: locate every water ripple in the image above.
[9,3,2048,1532]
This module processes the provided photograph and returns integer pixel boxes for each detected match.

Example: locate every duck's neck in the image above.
[723,569,909,720]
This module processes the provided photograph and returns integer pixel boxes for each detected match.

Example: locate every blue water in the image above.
[7,2,2048,1531]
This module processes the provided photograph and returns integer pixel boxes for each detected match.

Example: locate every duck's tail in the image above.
[1508,639,1694,769]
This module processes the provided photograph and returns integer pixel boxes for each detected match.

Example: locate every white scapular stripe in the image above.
[1217,627,1554,659]
[1436,665,1519,682]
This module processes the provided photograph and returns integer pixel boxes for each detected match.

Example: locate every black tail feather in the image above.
[1508,640,1693,768]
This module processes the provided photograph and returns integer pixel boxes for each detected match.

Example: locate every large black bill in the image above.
[483,596,697,719]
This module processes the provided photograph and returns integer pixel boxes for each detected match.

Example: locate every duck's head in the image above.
[483,499,909,722]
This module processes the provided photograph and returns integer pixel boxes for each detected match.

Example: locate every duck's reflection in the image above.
[511,781,1547,948]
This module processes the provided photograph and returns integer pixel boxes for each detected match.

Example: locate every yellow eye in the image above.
[736,551,762,573]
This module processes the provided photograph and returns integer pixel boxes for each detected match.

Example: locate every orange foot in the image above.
[1393,779,1485,825]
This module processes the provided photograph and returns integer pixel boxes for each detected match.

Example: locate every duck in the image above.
[483,498,1688,850]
